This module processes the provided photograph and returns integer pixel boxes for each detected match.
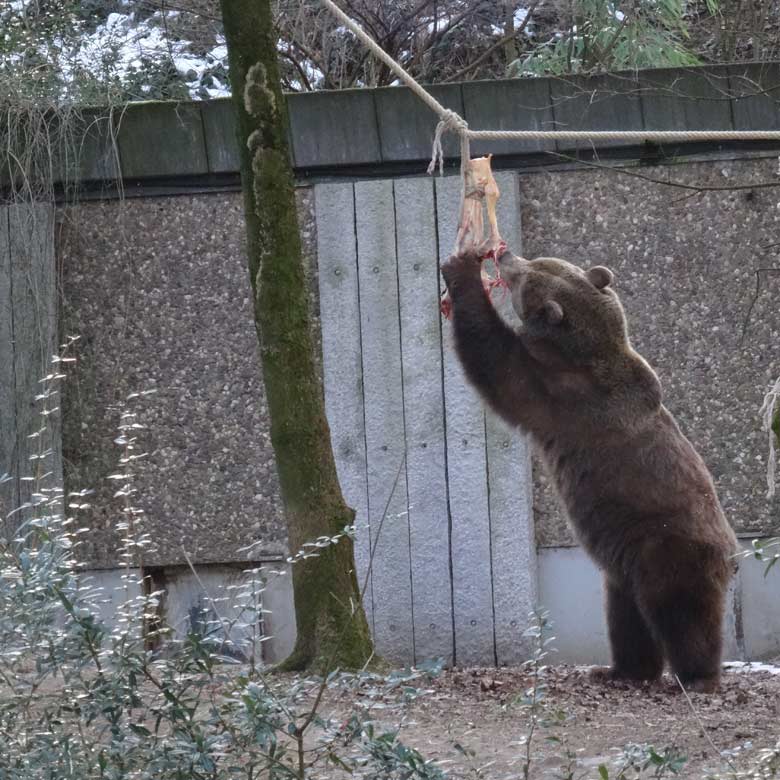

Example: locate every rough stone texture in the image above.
[55,156,779,564]
[57,191,318,567]
[520,155,780,547]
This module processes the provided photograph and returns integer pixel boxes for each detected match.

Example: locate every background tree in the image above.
[219,0,374,671]
[273,0,723,87]
[10,1,780,99]
[508,0,713,76]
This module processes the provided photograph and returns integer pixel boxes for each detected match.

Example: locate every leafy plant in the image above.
[0,0,225,106]
[509,0,718,76]
[0,347,448,779]
[598,743,688,778]
[499,608,566,779]
[742,537,780,576]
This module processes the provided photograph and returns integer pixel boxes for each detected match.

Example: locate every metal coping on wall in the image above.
[3,62,780,199]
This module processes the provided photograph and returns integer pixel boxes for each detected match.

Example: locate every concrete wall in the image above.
[57,194,299,568]
[316,175,536,666]
[10,62,779,188]
[540,543,780,663]
[520,155,779,547]
[85,564,295,664]
[54,154,779,665]
[58,156,779,567]
[32,66,779,664]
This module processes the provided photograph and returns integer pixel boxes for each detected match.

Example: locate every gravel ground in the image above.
[326,663,780,779]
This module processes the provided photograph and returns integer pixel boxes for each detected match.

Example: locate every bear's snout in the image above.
[498,252,529,281]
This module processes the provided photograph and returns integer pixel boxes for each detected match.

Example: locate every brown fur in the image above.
[441,250,738,693]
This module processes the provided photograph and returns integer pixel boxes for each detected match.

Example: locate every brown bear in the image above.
[441,249,738,693]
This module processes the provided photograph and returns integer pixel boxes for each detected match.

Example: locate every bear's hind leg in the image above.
[640,581,724,694]
[635,542,728,694]
[590,578,663,685]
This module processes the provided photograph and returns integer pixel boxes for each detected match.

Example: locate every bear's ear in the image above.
[587,266,614,289]
[543,300,564,324]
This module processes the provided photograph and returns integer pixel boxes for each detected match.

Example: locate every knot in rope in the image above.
[427,109,469,176]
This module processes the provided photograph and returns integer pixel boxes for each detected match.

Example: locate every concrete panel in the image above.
[77,108,120,182]
[728,62,780,131]
[81,564,294,665]
[550,72,643,151]
[164,565,270,661]
[117,102,209,178]
[288,90,381,168]
[724,572,742,661]
[640,66,733,132]
[258,563,296,665]
[374,84,464,161]
[486,413,537,665]
[538,547,609,664]
[50,109,118,185]
[539,546,741,665]
[355,179,414,663]
[394,176,454,665]
[522,156,780,547]
[740,547,780,660]
[315,182,373,628]
[435,173,495,666]
[494,171,522,256]
[59,194,287,569]
[201,99,241,173]
[81,568,144,637]
[463,78,554,156]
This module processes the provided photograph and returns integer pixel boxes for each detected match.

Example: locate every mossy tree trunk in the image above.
[220,0,374,671]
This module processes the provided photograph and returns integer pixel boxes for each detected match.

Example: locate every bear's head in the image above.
[498,253,628,366]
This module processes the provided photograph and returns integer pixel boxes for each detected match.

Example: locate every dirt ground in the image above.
[323,663,780,779]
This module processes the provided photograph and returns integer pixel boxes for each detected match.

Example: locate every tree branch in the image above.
[445,0,540,82]
[592,12,630,69]
[740,267,780,344]
[547,151,780,193]
[277,47,313,91]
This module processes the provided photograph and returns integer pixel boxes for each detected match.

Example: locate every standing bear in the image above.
[441,249,738,693]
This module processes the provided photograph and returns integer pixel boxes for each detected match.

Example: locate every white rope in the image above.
[470,129,780,142]
[760,376,780,499]
[427,109,468,176]
[319,0,451,120]
[318,0,780,167]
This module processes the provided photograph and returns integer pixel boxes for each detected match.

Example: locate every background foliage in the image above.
[6,0,780,105]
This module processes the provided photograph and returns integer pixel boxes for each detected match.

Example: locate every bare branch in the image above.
[547,151,780,194]
[445,0,540,82]
[740,267,780,344]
